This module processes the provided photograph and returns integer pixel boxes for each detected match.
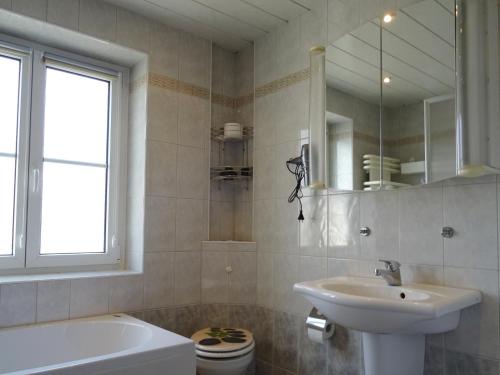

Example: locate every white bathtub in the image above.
[0,314,196,375]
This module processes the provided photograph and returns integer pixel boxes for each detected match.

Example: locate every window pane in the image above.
[0,54,20,257]
[0,55,20,155]
[43,67,109,164]
[40,162,106,254]
[0,157,15,255]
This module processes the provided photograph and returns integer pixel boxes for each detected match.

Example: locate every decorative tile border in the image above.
[234,93,254,108]
[130,72,210,99]
[212,92,254,109]
[131,72,253,107]
[176,79,210,99]
[353,132,416,147]
[255,68,310,98]
[148,72,177,91]
[354,131,379,146]
[211,92,236,108]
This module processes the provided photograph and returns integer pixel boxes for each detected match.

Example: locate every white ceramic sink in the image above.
[294,276,482,375]
[294,276,481,334]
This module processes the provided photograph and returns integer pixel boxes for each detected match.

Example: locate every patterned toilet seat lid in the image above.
[191,327,254,353]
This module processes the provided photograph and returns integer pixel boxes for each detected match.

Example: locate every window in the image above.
[0,37,128,271]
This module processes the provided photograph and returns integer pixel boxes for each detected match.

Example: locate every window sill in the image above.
[0,269,142,284]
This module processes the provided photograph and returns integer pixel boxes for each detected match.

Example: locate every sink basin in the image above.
[294,276,481,334]
[294,276,482,375]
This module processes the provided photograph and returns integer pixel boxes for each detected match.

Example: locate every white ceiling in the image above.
[326,0,455,108]
[105,0,312,51]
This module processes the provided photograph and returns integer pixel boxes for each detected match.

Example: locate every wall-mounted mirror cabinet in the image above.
[319,0,499,192]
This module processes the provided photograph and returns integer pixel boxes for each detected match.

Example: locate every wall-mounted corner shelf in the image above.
[210,165,253,181]
[210,126,253,143]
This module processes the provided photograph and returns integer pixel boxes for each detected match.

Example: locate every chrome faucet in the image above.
[375,259,402,286]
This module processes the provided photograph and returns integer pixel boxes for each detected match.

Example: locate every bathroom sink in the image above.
[293,276,481,334]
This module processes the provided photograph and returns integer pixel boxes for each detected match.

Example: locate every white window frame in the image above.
[0,41,32,270]
[0,34,129,271]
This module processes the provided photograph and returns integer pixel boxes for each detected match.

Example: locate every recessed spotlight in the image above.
[383,76,391,84]
[383,13,395,23]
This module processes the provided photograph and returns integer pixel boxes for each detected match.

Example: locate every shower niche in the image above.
[209,45,254,241]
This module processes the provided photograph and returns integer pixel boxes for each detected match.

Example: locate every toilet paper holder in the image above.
[306,307,334,341]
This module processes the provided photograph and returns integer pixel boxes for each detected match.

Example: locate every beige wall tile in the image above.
[444,267,499,358]
[174,252,201,305]
[108,275,144,313]
[69,278,109,318]
[175,198,207,251]
[328,192,361,259]
[12,0,47,21]
[253,199,275,250]
[178,94,210,148]
[79,0,117,42]
[256,252,274,308]
[201,251,228,303]
[273,253,299,313]
[36,280,70,322]
[144,196,176,252]
[178,33,211,88]
[360,190,399,261]
[299,195,328,257]
[116,8,149,51]
[253,146,275,201]
[399,187,444,265]
[228,252,256,304]
[147,86,178,144]
[0,283,36,327]
[144,252,175,308]
[177,145,208,199]
[0,0,11,10]
[443,183,498,269]
[146,141,177,197]
[149,22,179,78]
[47,0,78,30]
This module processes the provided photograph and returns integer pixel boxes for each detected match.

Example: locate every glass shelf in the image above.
[210,165,253,181]
[210,126,253,143]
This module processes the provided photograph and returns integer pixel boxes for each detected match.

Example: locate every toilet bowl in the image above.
[191,327,255,375]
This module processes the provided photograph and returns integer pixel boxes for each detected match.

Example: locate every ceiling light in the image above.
[383,76,391,84]
[383,13,395,23]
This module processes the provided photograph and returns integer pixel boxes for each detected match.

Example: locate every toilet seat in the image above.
[192,328,254,360]
[196,340,255,359]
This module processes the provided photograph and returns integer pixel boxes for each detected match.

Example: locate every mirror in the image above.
[381,0,456,187]
[325,22,382,191]
[325,0,456,191]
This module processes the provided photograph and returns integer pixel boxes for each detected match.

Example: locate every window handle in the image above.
[111,235,118,248]
[32,169,40,193]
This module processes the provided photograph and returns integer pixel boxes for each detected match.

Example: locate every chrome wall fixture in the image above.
[360,227,371,237]
[441,227,455,238]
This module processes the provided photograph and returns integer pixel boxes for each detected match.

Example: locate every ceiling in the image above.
[326,0,455,108]
[105,0,312,51]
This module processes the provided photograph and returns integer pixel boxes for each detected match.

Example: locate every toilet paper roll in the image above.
[307,323,334,343]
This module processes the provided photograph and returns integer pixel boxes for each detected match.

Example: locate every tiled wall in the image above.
[1,1,499,375]
[253,0,500,374]
[0,0,213,327]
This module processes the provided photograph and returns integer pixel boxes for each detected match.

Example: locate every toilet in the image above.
[191,327,255,375]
